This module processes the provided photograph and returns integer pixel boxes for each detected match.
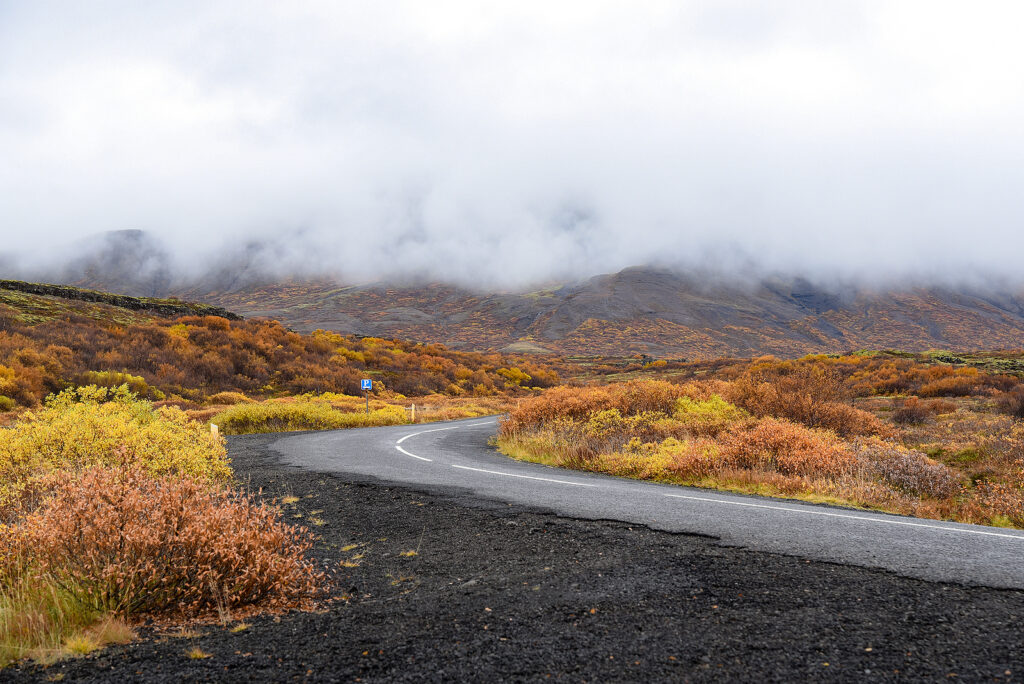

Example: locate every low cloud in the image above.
[2,2,1024,289]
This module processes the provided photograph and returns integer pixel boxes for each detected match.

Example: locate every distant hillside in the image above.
[0,280,240,323]
[11,230,1024,357]
[182,268,1024,358]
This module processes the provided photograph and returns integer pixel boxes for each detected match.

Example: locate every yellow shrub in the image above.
[77,370,164,400]
[497,367,531,387]
[0,385,230,510]
[167,323,190,340]
[0,366,15,397]
[206,391,253,405]
[213,400,409,435]
[672,395,749,436]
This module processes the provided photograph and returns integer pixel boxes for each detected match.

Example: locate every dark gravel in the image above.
[5,434,1024,682]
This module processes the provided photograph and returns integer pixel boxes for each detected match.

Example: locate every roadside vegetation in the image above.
[0,386,323,668]
[210,393,509,435]
[500,354,1024,528]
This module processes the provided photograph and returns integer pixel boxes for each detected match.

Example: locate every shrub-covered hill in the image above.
[182,268,1024,358]
[0,279,239,322]
[0,282,559,409]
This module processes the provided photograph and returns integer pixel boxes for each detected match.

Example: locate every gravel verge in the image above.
[4,433,1024,682]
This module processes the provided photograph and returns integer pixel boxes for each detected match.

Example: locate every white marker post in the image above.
[361,378,372,414]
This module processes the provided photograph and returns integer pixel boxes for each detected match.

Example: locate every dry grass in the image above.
[0,575,136,668]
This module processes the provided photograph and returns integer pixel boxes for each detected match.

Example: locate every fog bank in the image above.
[2,2,1023,289]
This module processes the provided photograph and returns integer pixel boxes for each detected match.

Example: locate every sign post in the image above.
[361,379,372,414]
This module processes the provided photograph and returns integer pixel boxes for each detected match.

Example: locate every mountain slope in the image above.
[11,231,1024,357]
[186,268,1024,357]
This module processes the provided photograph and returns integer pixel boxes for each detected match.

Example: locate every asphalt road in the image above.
[271,416,1024,589]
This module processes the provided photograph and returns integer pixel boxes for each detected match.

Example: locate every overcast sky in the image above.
[1,1,1023,288]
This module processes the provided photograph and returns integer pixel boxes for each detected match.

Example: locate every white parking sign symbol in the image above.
[361,379,372,391]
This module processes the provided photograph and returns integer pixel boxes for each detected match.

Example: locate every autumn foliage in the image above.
[0,387,325,666]
[0,386,229,512]
[500,376,1024,526]
[0,308,559,409]
[2,467,322,617]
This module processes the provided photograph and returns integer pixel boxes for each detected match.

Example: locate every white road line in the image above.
[395,445,432,462]
[395,419,496,445]
[451,464,599,487]
[663,492,1024,540]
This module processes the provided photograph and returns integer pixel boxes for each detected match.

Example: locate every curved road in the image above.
[270,416,1024,589]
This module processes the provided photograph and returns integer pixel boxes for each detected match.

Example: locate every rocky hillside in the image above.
[184,268,1024,358]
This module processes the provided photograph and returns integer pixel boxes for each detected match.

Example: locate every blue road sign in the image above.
[361,379,372,391]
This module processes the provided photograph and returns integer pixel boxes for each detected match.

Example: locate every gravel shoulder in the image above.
[4,433,1024,682]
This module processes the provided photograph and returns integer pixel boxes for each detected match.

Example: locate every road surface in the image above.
[270,416,1024,589]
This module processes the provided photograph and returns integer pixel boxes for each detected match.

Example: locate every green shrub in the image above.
[0,397,14,412]
[213,399,409,435]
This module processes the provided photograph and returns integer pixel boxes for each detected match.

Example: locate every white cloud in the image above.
[1,0,1023,287]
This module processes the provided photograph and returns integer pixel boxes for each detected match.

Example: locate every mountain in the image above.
[10,231,1024,357]
[180,268,1024,358]
[56,230,175,297]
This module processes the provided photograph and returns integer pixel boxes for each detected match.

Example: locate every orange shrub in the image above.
[501,380,690,434]
[918,375,982,397]
[609,380,687,415]
[727,375,887,437]
[4,467,323,617]
[719,418,858,478]
[924,398,958,414]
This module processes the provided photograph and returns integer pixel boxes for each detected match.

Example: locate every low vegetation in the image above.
[0,386,323,668]
[0,296,559,410]
[213,398,408,434]
[0,386,230,511]
[211,393,508,435]
[500,366,1024,527]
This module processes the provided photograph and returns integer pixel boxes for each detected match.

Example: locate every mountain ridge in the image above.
[175,270,1024,358]
[8,231,1024,357]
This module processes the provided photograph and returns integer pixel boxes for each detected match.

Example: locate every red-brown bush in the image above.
[4,467,323,617]
[997,386,1024,421]
[853,440,962,499]
[718,418,858,478]
[727,362,887,437]
[500,380,690,434]
[893,397,931,425]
